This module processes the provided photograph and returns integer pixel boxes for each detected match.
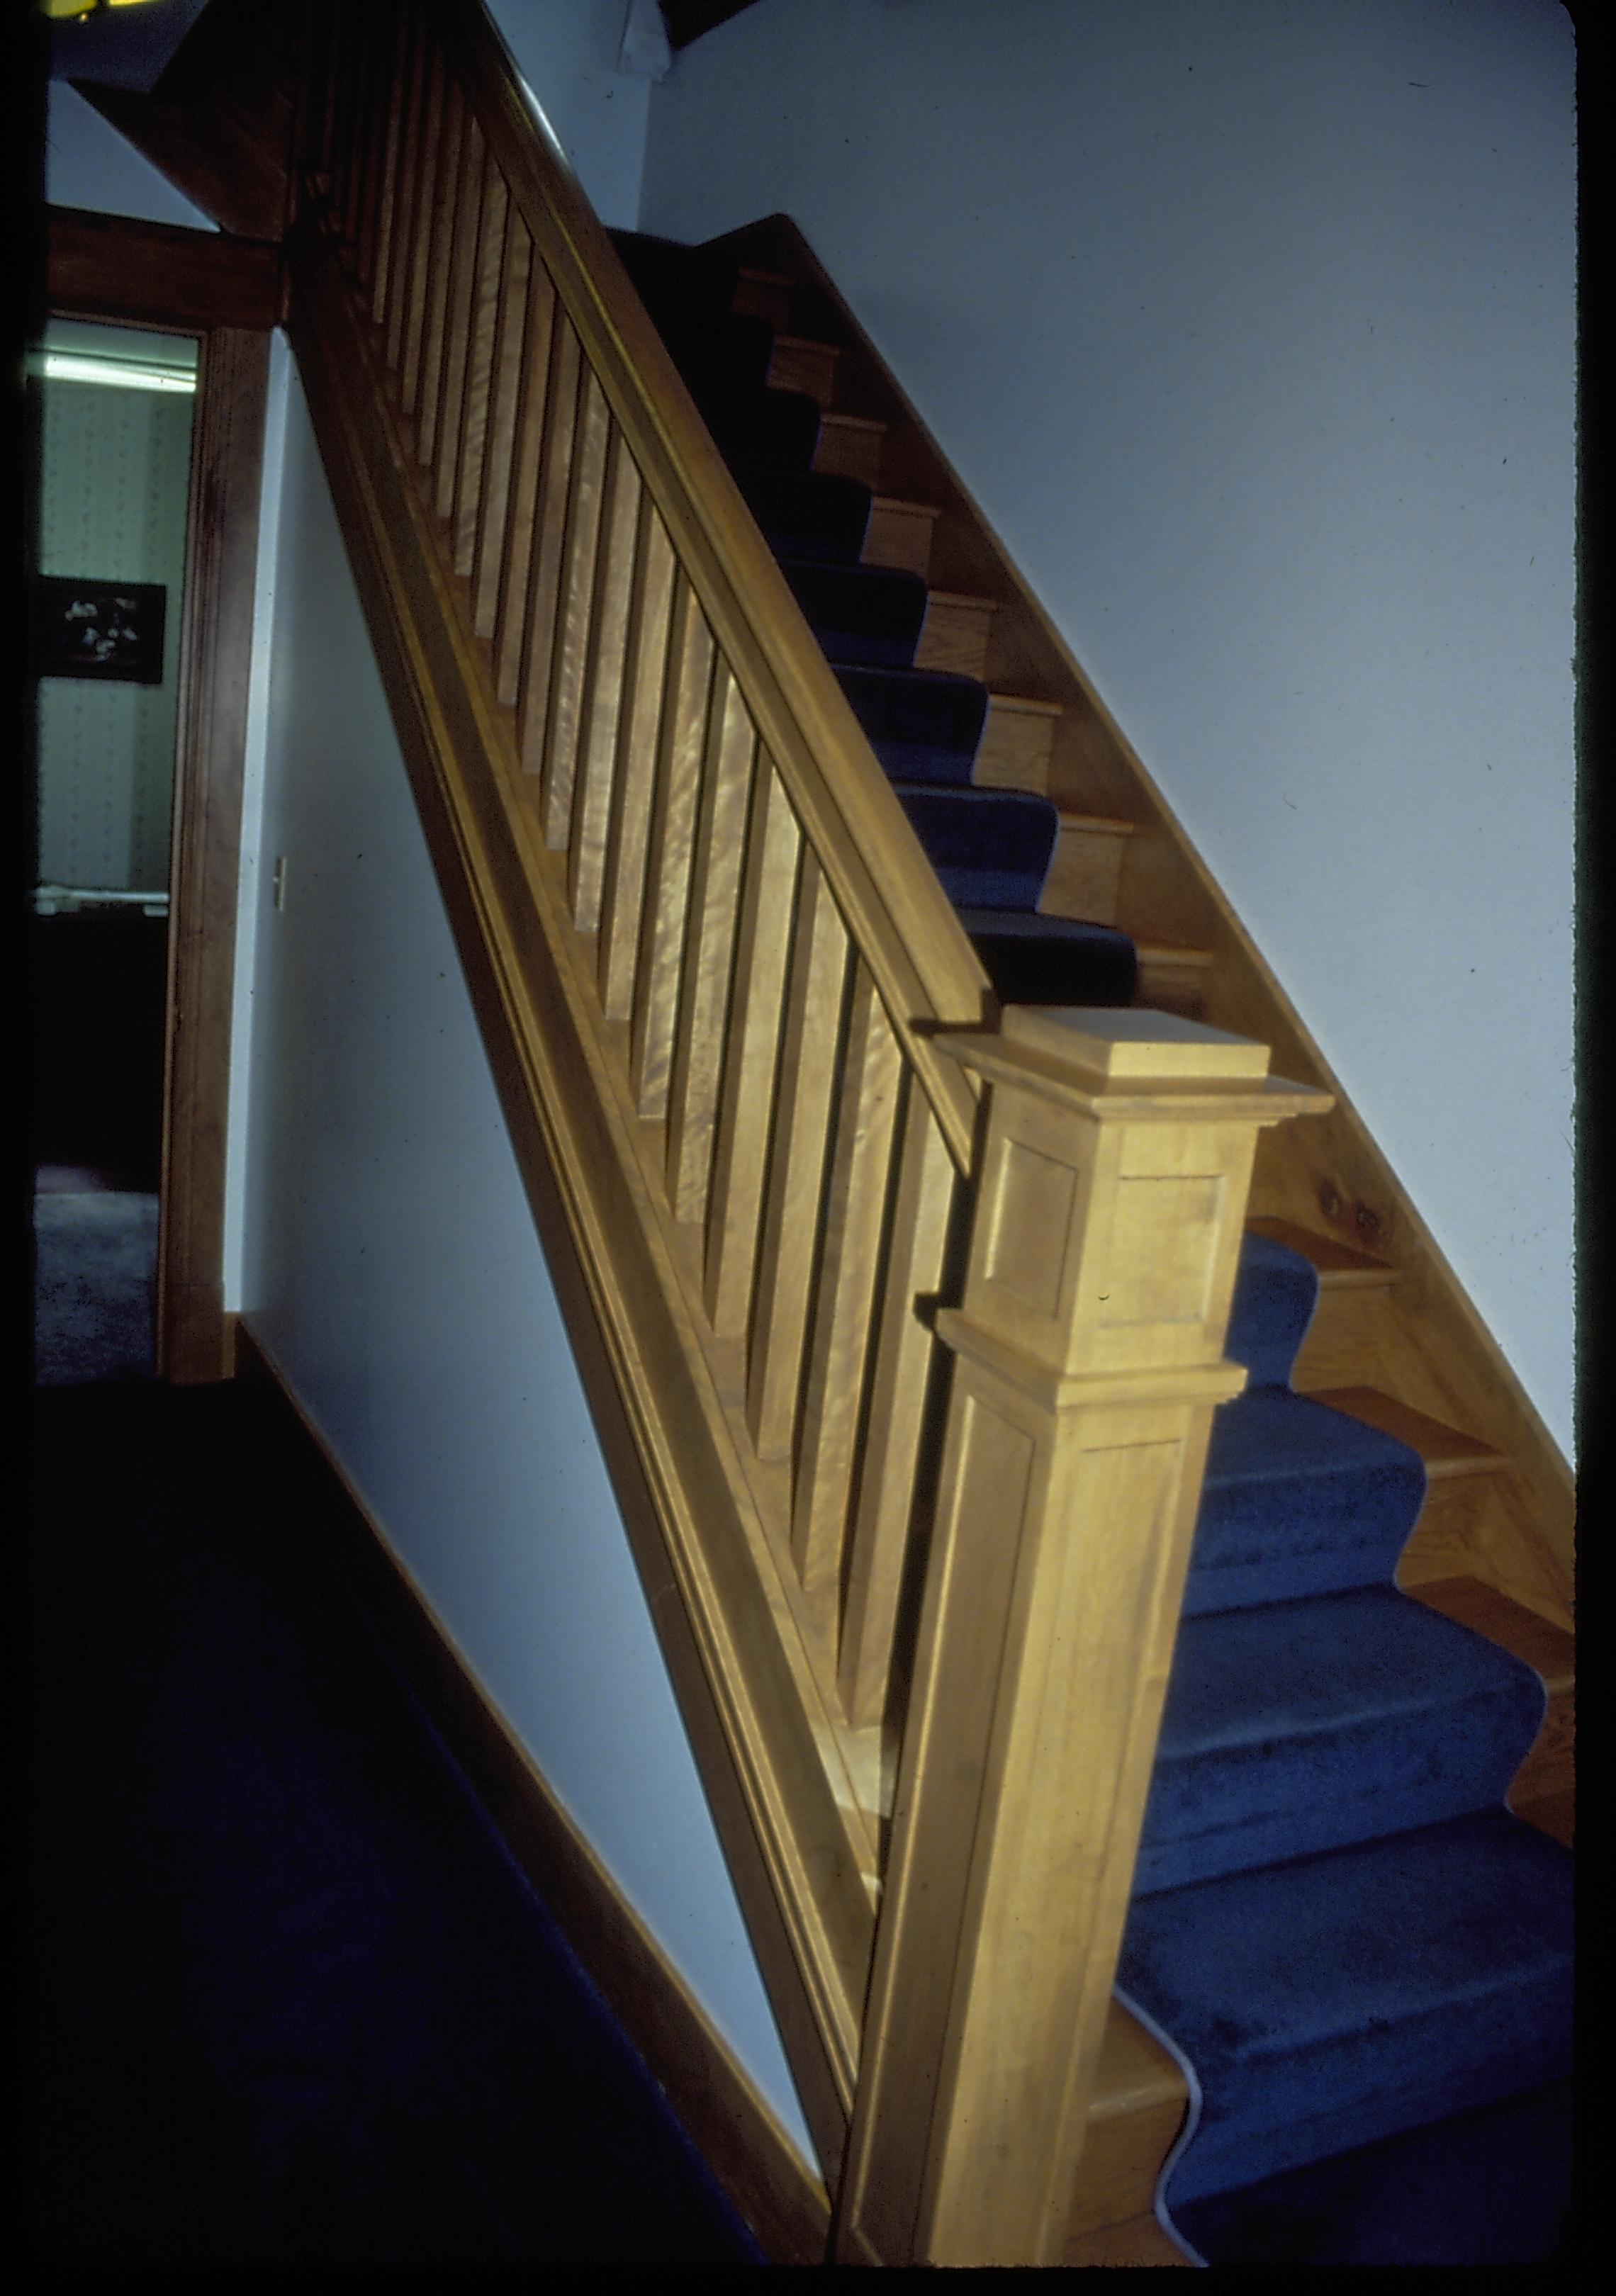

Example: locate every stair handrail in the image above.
[288,0,1330,2259]
[413,0,987,1166]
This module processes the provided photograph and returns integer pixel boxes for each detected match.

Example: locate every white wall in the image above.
[638,0,1576,1459]
[484,0,652,228]
[234,364,814,2166]
[45,0,823,2178]
[46,79,217,230]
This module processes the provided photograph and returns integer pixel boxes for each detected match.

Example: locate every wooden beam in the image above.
[46,206,282,332]
[69,78,291,242]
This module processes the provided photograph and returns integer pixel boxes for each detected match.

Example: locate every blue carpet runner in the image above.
[1119,1231,1575,2263]
[26,1381,765,2267]
[611,230,1137,1012]
[612,229,1573,2265]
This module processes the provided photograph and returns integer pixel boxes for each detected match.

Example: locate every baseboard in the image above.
[232,1318,834,2266]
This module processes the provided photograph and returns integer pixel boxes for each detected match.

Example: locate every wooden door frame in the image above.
[44,208,281,1381]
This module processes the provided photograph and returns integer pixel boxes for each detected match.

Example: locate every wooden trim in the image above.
[157,327,272,1384]
[43,214,274,1387]
[46,206,282,332]
[232,1319,832,2267]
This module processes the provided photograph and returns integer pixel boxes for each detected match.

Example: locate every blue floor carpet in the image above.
[26,1379,766,2268]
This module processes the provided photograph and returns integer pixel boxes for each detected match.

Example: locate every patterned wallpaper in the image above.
[36,376,195,893]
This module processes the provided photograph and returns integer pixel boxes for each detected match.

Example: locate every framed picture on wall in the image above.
[32,577,167,684]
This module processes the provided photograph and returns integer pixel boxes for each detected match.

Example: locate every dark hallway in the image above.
[25,1373,765,2267]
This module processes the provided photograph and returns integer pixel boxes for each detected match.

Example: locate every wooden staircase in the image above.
[64,0,1571,2264]
[619,225,1577,2254]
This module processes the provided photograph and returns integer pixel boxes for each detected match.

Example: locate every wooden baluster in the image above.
[838,1087,960,1726]
[665,662,756,1223]
[321,5,358,224]
[569,428,644,932]
[790,964,904,1600]
[489,255,556,690]
[836,1009,1330,2266]
[414,78,466,466]
[367,1,420,327]
[355,4,405,300]
[339,3,381,274]
[430,113,487,518]
[308,7,340,192]
[597,504,677,1022]
[746,855,848,1462]
[515,318,583,773]
[703,764,801,1336]
[471,208,532,635]
[537,370,612,840]
[629,578,713,1120]
[450,158,508,576]
[396,39,446,411]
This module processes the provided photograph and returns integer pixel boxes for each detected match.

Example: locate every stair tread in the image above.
[1134,938,1216,967]
[1246,1215,1396,1285]
[1155,1585,1543,1757]
[1121,1811,1572,2208]
[1308,1385,1505,1477]
[989,690,1064,719]
[1058,808,1135,834]
[1121,1808,1572,2088]
[1138,1585,1547,1892]
[1410,1575,1573,1690]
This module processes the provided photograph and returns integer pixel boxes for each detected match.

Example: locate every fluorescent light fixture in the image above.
[33,351,196,395]
[40,2,165,20]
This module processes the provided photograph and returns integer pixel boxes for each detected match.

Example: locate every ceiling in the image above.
[45,0,208,87]
[658,0,765,51]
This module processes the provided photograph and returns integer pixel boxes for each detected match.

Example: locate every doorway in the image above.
[30,317,200,1384]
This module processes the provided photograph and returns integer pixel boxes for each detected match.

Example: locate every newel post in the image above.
[834,1007,1330,2266]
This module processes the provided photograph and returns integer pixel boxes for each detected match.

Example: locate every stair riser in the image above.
[813,415,886,488]
[768,337,838,405]
[863,499,938,580]
[1395,1472,1499,1587]
[1043,823,1130,928]
[1511,1688,1573,1807]
[1168,2010,1573,2210]
[1133,952,1210,1020]
[914,595,994,678]
[1290,1281,1394,1391]
[1137,1681,1544,1896]
[731,267,795,330]
[974,698,1057,793]
[1070,2096,1190,2240]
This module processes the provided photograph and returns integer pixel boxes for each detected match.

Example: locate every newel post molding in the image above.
[835,1007,1330,2266]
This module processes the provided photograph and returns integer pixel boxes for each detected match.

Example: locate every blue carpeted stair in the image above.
[1118,1229,1573,2262]
[612,230,1137,1011]
[612,229,1571,2265]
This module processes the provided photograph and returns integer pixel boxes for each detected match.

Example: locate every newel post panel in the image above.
[834,1007,1330,2266]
